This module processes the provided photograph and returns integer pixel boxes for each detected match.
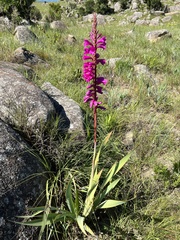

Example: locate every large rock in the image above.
[0,61,36,80]
[13,26,38,44]
[41,82,85,139]
[135,19,150,25]
[0,119,45,239]
[0,65,55,129]
[50,20,67,30]
[128,12,143,23]
[161,16,172,23]
[145,29,172,42]
[149,16,161,26]
[12,47,48,66]
[83,14,106,24]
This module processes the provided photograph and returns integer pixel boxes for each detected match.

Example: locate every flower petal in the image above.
[84,46,95,55]
[89,100,102,108]
[97,59,106,65]
[83,55,92,60]
[84,39,93,47]
[96,86,103,94]
[96,77,108,85]
[84,95,93,102]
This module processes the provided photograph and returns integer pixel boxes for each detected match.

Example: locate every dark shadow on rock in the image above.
[0,120,46,240]
[45,94,70,135]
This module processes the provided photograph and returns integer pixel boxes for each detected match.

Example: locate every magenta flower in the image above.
[82,14,108,109]
[82,13,108,144]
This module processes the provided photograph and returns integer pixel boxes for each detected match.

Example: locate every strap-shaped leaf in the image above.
[28,206,49,211]
[46,212,75,222]
[76,216,87,235]
[74,187,80,215]
[17,210,44,219]
[98,199,125,209]
[66,180,75,215]
[16,210,75,227]
[84,223,95,236]
[93,178,120,209]
[14,218,51,227]
[101,153,130,190]
[103,131,112,145]
[39,203,51,240]
[114,153,131,175]
[104,178,121,195]
[83,169,103,217]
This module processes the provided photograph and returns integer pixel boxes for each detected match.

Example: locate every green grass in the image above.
[1,2,180,239]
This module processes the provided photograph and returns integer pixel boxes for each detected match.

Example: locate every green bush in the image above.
[84,0,95,14]
[77,6,86,17]
[0,0,35,20]
[47,3,62,21]
[84,0,114,15]
[30,6,42,21]
[10,7,22,24]
[144,0,163,10]
[119,0,131,10]
[94,0,114,14]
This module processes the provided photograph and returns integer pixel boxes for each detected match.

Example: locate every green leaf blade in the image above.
[98,199,125,209]
[66,180,75,215]
[101,153,131,189]
[76,216,87,235]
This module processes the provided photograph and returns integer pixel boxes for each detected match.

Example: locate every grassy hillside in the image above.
[0,2,179,239]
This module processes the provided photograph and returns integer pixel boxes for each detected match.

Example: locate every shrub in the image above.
[77,6,86,17]
[10,7,22,24]
[0,0,35,20]
[94,0,114,14]
[144,0,163,10]
[47,3,62,22]
[84,0,114,15]
[30,6,42,21]
[119,0,131,10]
[84,0,95,14]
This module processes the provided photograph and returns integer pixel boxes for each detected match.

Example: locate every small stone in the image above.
[123,131,134,146]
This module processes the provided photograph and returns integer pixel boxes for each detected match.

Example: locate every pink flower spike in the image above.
[82,13,108,114]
